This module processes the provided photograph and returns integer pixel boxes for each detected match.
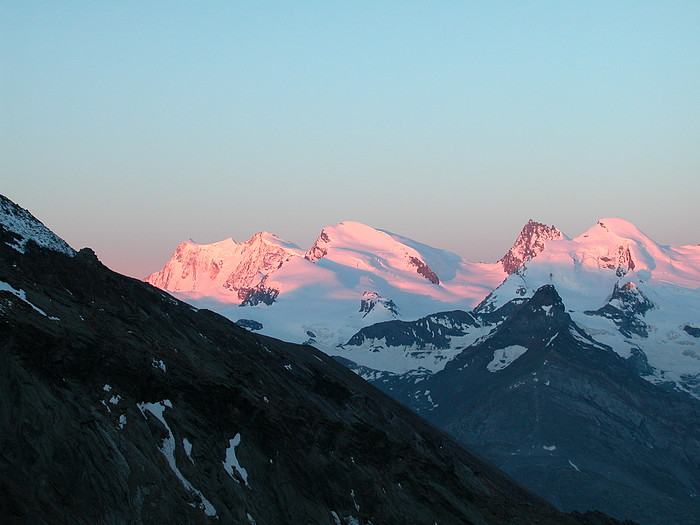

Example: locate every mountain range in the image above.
[146,220,561,371]
[146,214,700,524]
[0,194,628,524]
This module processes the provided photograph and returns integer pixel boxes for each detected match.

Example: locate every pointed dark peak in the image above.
[344,309,479,349]
[478,285,571,352]
[525,284,564,310]
[500,220,564,274]
[510,284,567,326]
[584,281,654,338]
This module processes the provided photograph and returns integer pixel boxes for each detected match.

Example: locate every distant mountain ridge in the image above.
[146,219,562,356]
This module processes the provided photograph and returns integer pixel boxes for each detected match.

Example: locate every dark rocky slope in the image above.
[371,286,700,525]
[0,199,625,525]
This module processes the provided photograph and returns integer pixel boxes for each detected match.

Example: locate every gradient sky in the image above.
[3,1,699,278]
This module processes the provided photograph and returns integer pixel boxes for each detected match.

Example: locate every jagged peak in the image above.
[499,220,564,274]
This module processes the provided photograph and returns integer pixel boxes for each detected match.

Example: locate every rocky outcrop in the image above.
[237,276,280,306]
[684,325,700,338]
[346,309,481,349]
[499,220,564,274]
[236,318,264,331]
[358,291,399,317]
[305,230,330,262]
[600,244,636,277]
[408,256,440,284]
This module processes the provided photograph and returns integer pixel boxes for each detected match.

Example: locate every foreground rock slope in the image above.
[0,195,624,525]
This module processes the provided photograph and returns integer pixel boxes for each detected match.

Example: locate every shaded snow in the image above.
[183,438,194,463]
[137,400,217,517]
[0,281,55,318]
[223,433,249,487]
[487,345,529,372]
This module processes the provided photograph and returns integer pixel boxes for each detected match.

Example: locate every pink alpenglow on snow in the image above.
[146,220,512,352]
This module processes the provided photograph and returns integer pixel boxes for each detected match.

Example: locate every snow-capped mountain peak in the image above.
[305,221,441,285]
[476,217,700,399]
[591,217,654,240]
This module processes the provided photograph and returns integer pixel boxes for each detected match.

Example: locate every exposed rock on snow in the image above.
[499,220,564,275]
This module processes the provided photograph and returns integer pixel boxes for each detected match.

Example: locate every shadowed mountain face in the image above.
[366,286,700,525]
[0,198,625,525]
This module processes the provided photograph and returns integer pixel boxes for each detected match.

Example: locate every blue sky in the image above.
[3,1,699,277]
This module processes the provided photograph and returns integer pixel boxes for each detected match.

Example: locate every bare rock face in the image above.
[408,256,440,284]
[0,196,625,525]
[500,220,564,274]
[237,276,280,306]
[305,230,331,262]
[599,244,636,277]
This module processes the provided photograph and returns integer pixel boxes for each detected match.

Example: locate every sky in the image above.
[2,1,699,278]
